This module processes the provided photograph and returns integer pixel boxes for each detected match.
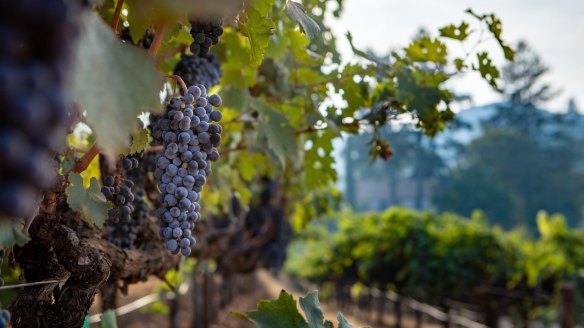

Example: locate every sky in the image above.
[326,0,584,113]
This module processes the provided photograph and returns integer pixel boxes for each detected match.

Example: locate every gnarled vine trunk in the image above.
[10,187,180,328]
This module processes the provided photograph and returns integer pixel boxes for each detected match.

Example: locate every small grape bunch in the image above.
[101,158,139,224]
[152,84,223,256]
[189,16,223,55]
[173,52,222,90]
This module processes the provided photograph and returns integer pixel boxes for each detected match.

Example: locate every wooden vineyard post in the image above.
[192,263,204,328]
[442,305,451,328]
[100,283,118,311]
[169,292,180,328]
[202,268,210,327]
[207,271,217,323]
[376,291,385,325]
[414,310,423,328]
[394,296,402,328]
[559,281,577,328]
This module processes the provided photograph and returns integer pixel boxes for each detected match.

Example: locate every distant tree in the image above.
[435,128,584,229]
[435,43,584,230]
[345,125,446,211]
[487,41,559,137]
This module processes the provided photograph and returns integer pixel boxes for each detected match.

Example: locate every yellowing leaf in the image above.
[66,173,109,227]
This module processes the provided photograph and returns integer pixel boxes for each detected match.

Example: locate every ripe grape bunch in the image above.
[0,0,78,219]
[101,158,139,224]
[189,16,223,55]
[152,85,223,256]
[173,52,222,90]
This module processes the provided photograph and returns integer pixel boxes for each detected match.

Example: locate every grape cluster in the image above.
[101,158,139,224]
[102,158,143,249]
[152,85,223,256]
[0,0,78,219]
[189,16,223,55]
[173,52,222,90]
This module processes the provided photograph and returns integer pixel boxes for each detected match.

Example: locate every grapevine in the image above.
[0,0,519,326]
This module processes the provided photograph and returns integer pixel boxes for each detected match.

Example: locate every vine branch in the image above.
[72,143,100,173]
[148,22,169,57]
[156,44,187,65]
[111,0,125,31]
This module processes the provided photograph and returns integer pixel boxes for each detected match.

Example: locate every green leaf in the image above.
[71,12,163,159]
[466,9,515,61]
[235,290,309,328]
[254,0,277,16]
[221,87,251,111]
[299,291,327,328]
[122,128,151,156]
[474,51,500,88]
[286,1,321,39]
[220,30,258,88]
[100,310,118,328]
[439,22,470,41]
[405,37,447,64]
[66,173,109,227]
[239,8,275,67]
[454,58,465,71]
[0,220,29,248]
[253,99,297,167]
[337,313,354,328]
[167,25,193,45]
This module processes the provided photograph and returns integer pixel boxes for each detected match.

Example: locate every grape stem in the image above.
[72,143,100,173]
[146,145,164,153]
[164,74,189,95]
[220,144,246,156]
[156,44,187,65]
[148,22,169,57]
[111,0,125,31]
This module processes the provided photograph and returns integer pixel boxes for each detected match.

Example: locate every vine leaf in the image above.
[233,290,355,328]
[70,12,163,160]
[0,220,29,248]
[474,51,500,89]
[405,37,447,64]
[122,128,151,156]
[286,0,321,39]
[239,8,275,67]
[232,290,309,328]
[337,313,354,328]
[299,291,327,328]
[439,22,470,41]
[66,173,109,227]
[253,99,297,167]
